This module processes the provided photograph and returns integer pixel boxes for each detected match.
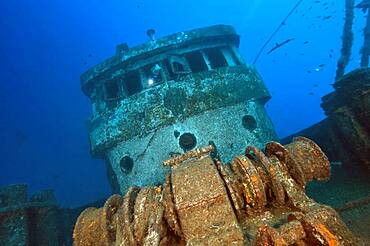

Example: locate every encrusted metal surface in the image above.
[81,25,239,88]
[162,145,214,167]
[283,67,370,173]
[0,185,63,246]
[170,155,245,245]
[89,65,271,155]
[81,25,277,194]
[73,137,363,245]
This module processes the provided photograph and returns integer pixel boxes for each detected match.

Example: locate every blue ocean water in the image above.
[0,0,365,207]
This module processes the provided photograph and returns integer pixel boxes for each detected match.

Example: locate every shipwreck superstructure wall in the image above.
[81,25,277,193]
[282,68,370,173]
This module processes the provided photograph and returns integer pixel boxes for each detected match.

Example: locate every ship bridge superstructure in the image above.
[80,25,277,193]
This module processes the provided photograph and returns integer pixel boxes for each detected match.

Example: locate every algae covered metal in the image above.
[81,25,277,194]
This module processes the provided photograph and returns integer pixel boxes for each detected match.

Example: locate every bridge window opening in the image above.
[169,56,190,75]
[172,61,185,73]
[185,51,208,73]
[163,60,174,79]
[143,63,164,86]
[104,80,120,100]
[204,48,228,69]
[221,47,241,66]
[125,70,142,96]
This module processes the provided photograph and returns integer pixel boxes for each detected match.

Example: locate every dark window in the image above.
[169,56,189,75]
[204,48,228,69]
[242,115,257,131]
[185,51,208,73]
[120,156,134,174]
[172,61,185,73]
[125,70,142,96]
[105,81,120,99]
[179,132,197,151]
[96,85,105,101]
[143,63,163,85]
[164,59,174,79]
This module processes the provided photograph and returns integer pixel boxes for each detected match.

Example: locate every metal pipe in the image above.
[335,0,355,80]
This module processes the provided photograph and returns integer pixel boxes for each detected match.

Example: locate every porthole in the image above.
[179,132,197,151]
[120,156,134,174]
[242,115,257,131]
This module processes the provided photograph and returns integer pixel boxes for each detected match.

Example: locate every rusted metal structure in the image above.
[73,137,362,245]
[336,0,355,80]
[0,185,67,245]
[80,25,277,194]
[283,68,370,172]
[357,1,370,67]
[336,0,370,78]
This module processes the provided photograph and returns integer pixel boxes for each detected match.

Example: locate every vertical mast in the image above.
[335,0,355,80]
[360,7,370,67]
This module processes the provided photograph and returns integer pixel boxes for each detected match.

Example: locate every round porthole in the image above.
[242,115,257,131]
[179,132,197,151]
[120,156,134,174]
